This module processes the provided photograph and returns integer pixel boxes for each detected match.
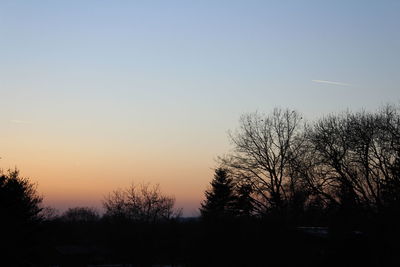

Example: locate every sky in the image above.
[0,1,399,215]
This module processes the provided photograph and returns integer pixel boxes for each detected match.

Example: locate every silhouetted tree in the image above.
[0,169,43,263]
[104,183,181,223]
[0,169,43,224]
[220,109,306,215]
[200,168,237,219]
[61,207,100,223]
[302,106,400,214]
[233,182,254,217]
[41,206,59,221]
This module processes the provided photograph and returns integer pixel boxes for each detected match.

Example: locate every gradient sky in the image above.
[0,1,399,215]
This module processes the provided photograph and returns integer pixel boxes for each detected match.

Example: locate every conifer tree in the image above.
[200,168,236,219]
[234,183,254,217]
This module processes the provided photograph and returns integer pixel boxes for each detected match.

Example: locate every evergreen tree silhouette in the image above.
[0,169,43,263]
[200,168,236,219]
[234,183,254,217]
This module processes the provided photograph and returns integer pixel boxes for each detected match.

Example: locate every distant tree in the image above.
[61,207,100,223]
[233,182,255,217]
[104,183,181,223]
[200,168,237,219]
[41,206,60,221]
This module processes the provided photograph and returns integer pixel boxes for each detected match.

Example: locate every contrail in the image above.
[10,120,32,124]
[312,80,351,86]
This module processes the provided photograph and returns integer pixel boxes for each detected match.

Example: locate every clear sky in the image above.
[0,1,399,215]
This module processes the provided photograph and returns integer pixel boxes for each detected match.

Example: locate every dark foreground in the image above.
[3,216,400,267]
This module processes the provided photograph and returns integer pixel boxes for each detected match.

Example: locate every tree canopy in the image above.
[103,182,181,223]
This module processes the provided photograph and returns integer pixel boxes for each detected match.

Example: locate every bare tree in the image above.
[220,108,306,214]
[103,183,181,223]
[303,105,400,212]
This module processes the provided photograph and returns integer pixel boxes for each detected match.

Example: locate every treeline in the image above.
[1,104,400,266]
[202,106,400,223]
[198,105,400,266]
[0,170,185,266]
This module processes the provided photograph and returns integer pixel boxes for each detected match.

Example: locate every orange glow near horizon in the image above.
[0,130,224,216]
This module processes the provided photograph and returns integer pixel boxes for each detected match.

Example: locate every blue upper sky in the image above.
[0,1,399,213]
[2,1,399,116]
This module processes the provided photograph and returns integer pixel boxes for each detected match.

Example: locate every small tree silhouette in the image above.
[104,182,181,223]
[233,182,254,217]
[61,207,100,223]
[200,168,237,219]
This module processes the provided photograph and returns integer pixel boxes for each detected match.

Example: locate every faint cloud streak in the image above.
[312,80,351,86]
[10,119,33,124]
